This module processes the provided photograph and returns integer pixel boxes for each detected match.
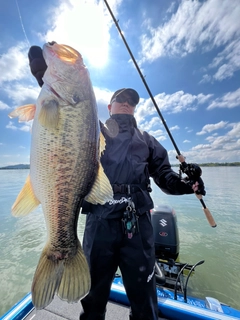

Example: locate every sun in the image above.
[44,1,110,68]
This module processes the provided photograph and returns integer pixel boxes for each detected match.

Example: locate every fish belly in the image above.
[30,98,96,308]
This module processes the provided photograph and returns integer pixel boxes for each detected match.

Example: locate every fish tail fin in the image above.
[31,242,90,309]
[31,247,64,309]
[57,243,91,302]
[12,175,40,216]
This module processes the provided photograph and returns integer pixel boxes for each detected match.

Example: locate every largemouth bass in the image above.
[9,42,113,309]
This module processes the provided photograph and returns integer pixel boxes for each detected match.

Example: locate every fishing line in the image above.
[103,0,180,154]
[103,0,216,228]
[15,0,31,47]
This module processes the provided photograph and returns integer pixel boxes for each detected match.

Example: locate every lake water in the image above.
[0,167,240,316]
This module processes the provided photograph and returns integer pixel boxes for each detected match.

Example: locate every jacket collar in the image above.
[110,114,137,129]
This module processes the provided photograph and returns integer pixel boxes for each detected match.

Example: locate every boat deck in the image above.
[24,296,167,320]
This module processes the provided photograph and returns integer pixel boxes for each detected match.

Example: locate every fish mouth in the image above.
[44,42,82,63]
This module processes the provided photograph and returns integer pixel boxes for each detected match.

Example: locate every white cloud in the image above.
[200,36,240,83]
[0,101,10,110]
[207,88,240,110]
[166,122,240,163]
[227,122,240,138]
[93,86,112,121]
[214,63,236,82]
[182,122,240,163]
[136,91,212,124]
[6,121,18,130]
[197,121,228,135]
[140,0,240,81]
[137,117,161,131]
[206,134,238,151]
[0,43,29,83]
[134,90,214,139]
[170,125,179,131]
[199,74,211,84]
[166,2,176,14]
[148,129,167,142]
[6,120,31,132]
[19,124,32,132]
[211,33,240,82]
[4,84,40,106]
[192,144,211,151]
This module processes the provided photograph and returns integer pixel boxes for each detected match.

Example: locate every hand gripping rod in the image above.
[103,0,216,227]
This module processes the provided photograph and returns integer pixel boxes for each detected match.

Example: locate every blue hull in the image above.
[110,277,240,320]
[1,276,240,320]
[0,293,33,320]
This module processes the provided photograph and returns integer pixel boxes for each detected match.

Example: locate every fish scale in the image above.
[33,102,97,257]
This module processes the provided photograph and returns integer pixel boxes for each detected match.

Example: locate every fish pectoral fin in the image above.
[84,163,113,205]
[58,243,90,302]
[38,99,59,129]
[11,175,40,217]
[31,242,90,309]
[8,104,36,122]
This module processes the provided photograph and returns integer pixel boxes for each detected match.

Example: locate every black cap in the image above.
[110,88,140,105]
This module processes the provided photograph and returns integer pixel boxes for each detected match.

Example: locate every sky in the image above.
[0,0,240,167]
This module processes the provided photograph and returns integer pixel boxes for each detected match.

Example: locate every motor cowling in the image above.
[151,205,179,261]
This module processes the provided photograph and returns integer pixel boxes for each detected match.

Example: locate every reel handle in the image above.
[177,155,217,228]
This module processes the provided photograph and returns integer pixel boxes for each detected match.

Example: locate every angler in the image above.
[26,42,207,318]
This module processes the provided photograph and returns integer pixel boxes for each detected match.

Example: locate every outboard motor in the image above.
[151,205,179,261]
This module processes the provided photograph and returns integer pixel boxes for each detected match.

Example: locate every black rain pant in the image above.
[80,211,158,320]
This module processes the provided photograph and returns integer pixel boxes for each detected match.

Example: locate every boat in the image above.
[1,205,240,320]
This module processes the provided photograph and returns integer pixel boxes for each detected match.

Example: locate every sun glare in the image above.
[45,0,109,68]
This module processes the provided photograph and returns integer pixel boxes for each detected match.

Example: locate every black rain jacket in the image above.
[82,114,193,218]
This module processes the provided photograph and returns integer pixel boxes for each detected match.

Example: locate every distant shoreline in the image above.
[0,162,240,170]
[0,164,30,170]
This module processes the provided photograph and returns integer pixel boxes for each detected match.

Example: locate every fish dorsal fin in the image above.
[84,131,113,205]
[8,104,36,122]
[38,99,59,129]
[11,175,40,217]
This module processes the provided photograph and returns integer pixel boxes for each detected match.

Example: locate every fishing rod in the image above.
[103,0,216,228]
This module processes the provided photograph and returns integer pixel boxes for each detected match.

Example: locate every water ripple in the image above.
[0,168,240,315]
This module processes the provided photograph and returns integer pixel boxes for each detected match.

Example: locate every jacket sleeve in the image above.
[145,133,194,195]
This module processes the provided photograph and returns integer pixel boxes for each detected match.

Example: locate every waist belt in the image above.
[112,183,152,194]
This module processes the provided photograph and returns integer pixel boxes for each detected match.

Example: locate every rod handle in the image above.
[195,194,217,228]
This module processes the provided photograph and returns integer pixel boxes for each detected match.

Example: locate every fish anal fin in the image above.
[38,99,59,129]
[58,242,90,302]
[11,175,40,217]
[85,163,113,205]
[8,104,36,122]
